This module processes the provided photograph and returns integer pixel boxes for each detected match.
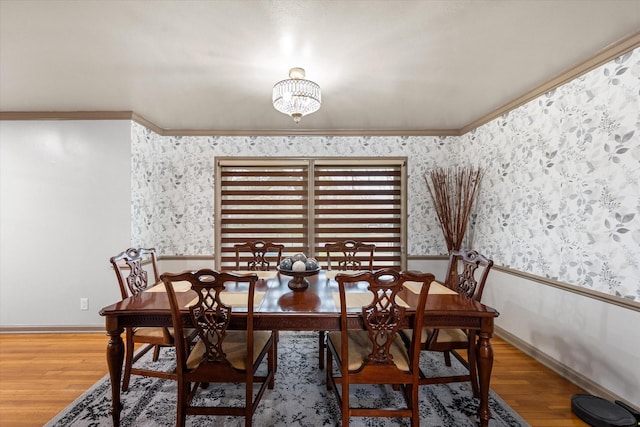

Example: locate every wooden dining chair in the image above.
[325,240,375,272]
[401,248,494,396]
[318,240,376,369]
[161,269,276,427]
[326,269,434,427]
[110,247,197,391]
[233,240,284,366]
[234,240,285,271]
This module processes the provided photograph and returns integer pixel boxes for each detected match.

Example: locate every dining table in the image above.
[100,269,499,427]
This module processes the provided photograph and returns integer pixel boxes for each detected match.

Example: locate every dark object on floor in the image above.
[615,401,640,425]
[571,394,636,427]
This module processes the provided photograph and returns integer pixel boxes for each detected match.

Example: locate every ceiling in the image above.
[1,0,639,134]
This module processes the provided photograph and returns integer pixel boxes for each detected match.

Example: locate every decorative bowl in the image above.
[277,266,321,291]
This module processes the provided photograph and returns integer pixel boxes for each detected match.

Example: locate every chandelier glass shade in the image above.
[272,67,321,123]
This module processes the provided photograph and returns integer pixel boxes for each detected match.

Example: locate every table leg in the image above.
[476,329,494,427]
[105,319,124,426]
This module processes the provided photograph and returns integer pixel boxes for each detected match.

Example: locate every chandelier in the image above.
[272,67,321,123]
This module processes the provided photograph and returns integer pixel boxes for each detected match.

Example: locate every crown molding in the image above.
[2,31,638,137]
[130,112,164,135]
[0,111,135,121]
[0,110,459,137]
[159,128,461,137]
[460,29,640,135]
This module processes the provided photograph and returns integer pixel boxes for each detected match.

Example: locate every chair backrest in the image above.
[110,247,160,299]
[161,269,259,374]
[334,269,434,370]
[325,240,375,271]
[444,249,494,301]
[234,240,284,271]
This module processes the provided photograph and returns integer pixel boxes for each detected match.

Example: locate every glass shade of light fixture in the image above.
[272,67,321,123]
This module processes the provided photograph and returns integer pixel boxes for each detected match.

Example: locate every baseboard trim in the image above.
[0,325,104,334]
[494,325,636,409]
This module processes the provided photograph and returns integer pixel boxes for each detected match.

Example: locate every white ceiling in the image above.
[1,0,639,134]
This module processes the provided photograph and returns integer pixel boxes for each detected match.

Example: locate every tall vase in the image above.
[425,166,483,284]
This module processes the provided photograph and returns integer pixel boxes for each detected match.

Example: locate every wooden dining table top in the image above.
[99,269,499,327]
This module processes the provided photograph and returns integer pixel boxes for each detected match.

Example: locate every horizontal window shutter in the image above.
[313,162,403,269]
[218,162,309,270]
[216,158,405,271]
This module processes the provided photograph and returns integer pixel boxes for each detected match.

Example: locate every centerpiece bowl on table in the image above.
[277,253,320,291]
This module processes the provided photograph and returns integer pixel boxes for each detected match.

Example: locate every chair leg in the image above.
[176,381,189,427]
[152,344,160,361]
[410,383,420,427]
[341,382,350,426]
[443,350,452,366]
[326,345,333,390]
[318,331,325,369]
[268,337,275,389]
[122,331,134,392]
[273,330,278,373]
[245,380,253,427]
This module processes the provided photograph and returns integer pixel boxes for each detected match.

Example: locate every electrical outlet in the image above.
[80,298,89,311]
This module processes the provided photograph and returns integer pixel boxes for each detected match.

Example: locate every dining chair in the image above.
[401,248,494,396]
[326,269,434,427]
[233,239,284,367]
[318,240,376,369]
[161,269,276,427]
[234,240,285,271]
[110,247,197,392]
[325,240,375,272]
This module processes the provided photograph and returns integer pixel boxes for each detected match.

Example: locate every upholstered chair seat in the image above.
[327,330,411,372]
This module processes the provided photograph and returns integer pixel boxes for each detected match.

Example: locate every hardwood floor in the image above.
[0,333,588,426]
[0,334,108,426]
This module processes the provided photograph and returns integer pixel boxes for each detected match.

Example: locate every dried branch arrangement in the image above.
[425,166,484,251]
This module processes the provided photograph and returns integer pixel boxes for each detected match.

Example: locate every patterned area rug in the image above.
[46,332,530,426]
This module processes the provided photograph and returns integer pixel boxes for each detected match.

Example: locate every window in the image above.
[215,158,406,270]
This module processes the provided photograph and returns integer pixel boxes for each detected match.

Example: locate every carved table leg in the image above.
[476,327,494,427]
[105,318,124,426]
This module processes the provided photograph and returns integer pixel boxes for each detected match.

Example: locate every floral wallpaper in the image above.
[463,48,640,301]
[131,47,640,302]
[131,131,457,256]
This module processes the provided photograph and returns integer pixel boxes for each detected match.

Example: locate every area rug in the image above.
[46,332,529,426]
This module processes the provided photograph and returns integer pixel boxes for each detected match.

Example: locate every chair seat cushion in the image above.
[328,330,410,372]
[133,326,197,342]
[425,327,468,343]
[132,327,169,340]
[186,330,272,370]
[402,327,468,344]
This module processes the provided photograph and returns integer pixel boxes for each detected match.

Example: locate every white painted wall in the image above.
[408,258,640,406]
[0,120,131,327]
[482,270,640,406]
[158,258,216,275]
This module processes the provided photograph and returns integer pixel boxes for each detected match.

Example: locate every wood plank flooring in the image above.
[0,333,588,426]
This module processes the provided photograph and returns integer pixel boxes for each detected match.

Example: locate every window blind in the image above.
[313,161,403,269]
[216,158,405,270]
